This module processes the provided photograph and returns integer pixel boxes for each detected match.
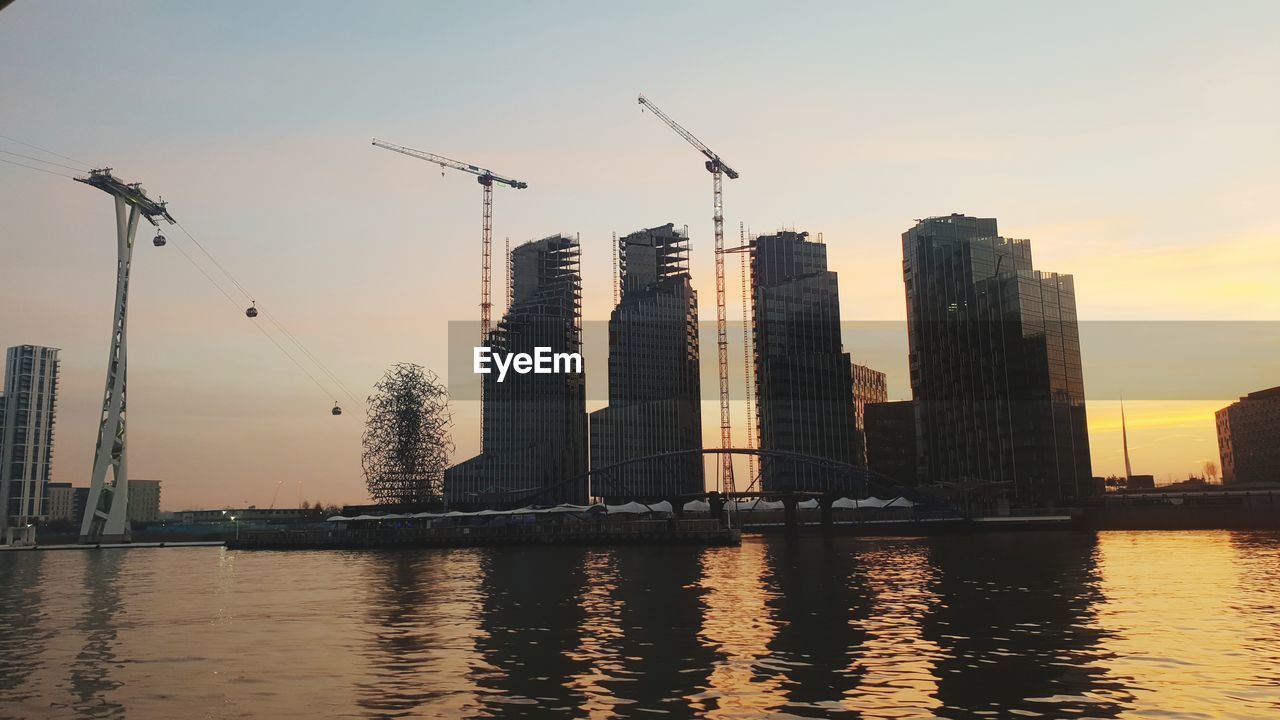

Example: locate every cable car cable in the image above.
[168,238,339,407]
[172,220,361,407]
[0,132,92,168]
[260,308,362,407]
[0,148,88,173]
[0,156,75,179]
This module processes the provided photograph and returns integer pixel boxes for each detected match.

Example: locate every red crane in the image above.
[371,138,528,340]
[637,93,741,494]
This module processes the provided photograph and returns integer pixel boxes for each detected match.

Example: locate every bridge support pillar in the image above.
[820,494,834,537]
[783,496,799,539]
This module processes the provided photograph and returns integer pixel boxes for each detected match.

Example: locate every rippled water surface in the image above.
[2,531,1279,719]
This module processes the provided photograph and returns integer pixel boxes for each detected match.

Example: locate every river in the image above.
[2,531,1278,719]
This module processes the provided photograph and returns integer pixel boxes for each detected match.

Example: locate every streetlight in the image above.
[229,515,240,541]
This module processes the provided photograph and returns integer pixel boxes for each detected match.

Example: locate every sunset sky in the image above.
[2,1,1278,509]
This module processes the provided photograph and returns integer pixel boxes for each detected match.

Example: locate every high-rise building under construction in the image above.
[902,214,1091,503]
[445,234,588,507]
[589,223,703,500]
[751,231,862,492]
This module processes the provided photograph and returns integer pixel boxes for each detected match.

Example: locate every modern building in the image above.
[851,363,887,431]
[751,230,862,492]
[1216,386,1280,485]
[446,234,589,508]
[1,345,60,544]
[45,482,77,523]
[589,223,703,500]
[127,479,162,523]
[865,400,917,487]
[902,214,1091,505]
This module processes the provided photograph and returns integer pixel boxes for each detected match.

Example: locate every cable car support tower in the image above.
[637,93,741,494]
[75,169,175,543]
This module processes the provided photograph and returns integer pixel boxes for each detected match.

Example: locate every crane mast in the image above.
[637,94,739,495]
[371,138,527,340]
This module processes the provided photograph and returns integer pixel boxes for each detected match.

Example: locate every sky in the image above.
[2,1,1278,509]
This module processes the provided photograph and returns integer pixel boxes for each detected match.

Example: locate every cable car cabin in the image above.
[153,231,167,247]
[331,404,343,416]
[245,304,258,318]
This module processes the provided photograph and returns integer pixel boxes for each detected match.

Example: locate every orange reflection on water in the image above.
[1094,530,1280,718]
[846,541,944,718]
[565,550,625,720]
[693,541,788,719]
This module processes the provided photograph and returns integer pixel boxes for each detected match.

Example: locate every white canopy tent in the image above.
[327,495,915,523]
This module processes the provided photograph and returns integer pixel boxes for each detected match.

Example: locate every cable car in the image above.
[153,230,167,247]
[331,404,343,416]
[245,302,258,319]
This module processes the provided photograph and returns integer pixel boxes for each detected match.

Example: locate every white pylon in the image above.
[75,169,173,543]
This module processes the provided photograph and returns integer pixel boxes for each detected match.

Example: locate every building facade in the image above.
[1216,386,1280,485]
[851,363,887,431]
[446,234,589,508]
[902,214,1091,505]
[45,482,77,523]
[864,400,917,487]
[589,223,703,500]
[752,231,862,492]
[127,479,162,522]
[1,345,60,542]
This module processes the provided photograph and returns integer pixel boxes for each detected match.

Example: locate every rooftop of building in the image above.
[1241,386,1280,402]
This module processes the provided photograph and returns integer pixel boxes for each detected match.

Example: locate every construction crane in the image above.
[637,93,740,494]
[371,138,528,340]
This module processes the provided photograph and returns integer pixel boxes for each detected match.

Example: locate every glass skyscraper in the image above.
[902,214,1091,505]
[752,231,862,492]
[445,235,588,508]
[589,223,703,500]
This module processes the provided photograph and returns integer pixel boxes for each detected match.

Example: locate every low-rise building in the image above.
[45,482,77,523]
[127,479,162,523]
[175,508,304,525]
[1127,474,1156,490]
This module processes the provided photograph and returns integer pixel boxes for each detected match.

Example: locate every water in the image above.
[2,531,1278,719]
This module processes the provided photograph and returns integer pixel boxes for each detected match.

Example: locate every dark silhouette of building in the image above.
[865,400,917,486]
[1126,474,1156,490]
[751,230,862,492]
[446,235,588,507]
[589,223,703,500]
[1216,386,1280,485]
[902,214,1091,504]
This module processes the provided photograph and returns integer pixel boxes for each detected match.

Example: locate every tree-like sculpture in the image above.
[362,363,453,506]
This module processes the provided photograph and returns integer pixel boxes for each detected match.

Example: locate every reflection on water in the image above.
[66,552,126,719]
[847,540,943,718]
[1,531,1278,719]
